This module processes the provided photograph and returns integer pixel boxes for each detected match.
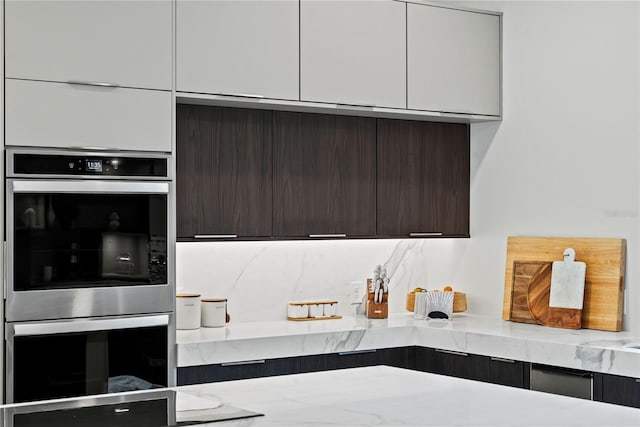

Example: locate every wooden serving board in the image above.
[503,237,626,331]
[516,261,581,329]
[510,261,549,324]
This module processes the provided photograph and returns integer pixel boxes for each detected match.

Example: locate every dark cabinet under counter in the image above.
[178,345,640,410]
[415,347,529,389]
[177,347,415,386]
[177,346,526,389]
[593,372,640,408]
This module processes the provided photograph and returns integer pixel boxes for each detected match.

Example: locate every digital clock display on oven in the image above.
[86,159,103,172]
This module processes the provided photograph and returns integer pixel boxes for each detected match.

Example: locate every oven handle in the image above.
[11,180,169,194]
[12,314,169,337]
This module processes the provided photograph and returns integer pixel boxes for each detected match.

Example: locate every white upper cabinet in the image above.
[407,4,501,116]
[300,0,406,109]
[4,0,172,90]
[5,79,172,152]
[177,0,299,100]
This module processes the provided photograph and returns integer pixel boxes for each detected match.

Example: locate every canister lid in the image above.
[202,298,227,302]
[176,293,201,298]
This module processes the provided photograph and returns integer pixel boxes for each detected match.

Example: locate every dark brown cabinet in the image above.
[415,348,529,388]
[272,111,376,237]
[177,358,298,385]
[488,357,530,388]
[177,347,414,385]
[593,373,640,408]
[376,119,470,237]
[176,105,273,239]
[416,347,488,382]
[175,105,470,240]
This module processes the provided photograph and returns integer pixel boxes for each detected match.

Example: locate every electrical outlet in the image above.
[350,281,364,305]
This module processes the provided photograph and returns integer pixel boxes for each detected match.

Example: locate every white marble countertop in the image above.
[178,365,640,426]
[4,367,638,426]
[177,313,640,378]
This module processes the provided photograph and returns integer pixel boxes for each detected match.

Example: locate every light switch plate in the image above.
[350,281,364,305]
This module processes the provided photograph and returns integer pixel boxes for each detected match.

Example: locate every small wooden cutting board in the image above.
[524,261,582,329]
[510,261,549,324]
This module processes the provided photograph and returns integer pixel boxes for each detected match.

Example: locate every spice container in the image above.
[287,301,340,321]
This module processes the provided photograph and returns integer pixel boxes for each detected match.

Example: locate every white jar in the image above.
[176,294,201,330]
[201,298,228,328]
[309,303,324,318]
[323,302,338,317]
[287,303,309,319]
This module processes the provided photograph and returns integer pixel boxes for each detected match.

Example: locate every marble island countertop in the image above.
[4,366,638,426]
[180,366,640,427]
[177,313,640,378]
[181,365,640,426]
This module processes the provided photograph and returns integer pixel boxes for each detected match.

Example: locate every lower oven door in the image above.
[5,314,171,403]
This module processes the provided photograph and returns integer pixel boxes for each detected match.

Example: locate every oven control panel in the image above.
[12,153,168,178]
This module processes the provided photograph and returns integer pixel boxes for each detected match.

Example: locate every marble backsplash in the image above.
[175,239,470,323]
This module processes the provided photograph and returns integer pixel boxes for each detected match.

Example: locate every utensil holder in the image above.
[366,278,388,319]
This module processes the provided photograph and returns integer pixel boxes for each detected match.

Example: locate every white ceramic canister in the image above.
[287,303,309,319]
[309,303,324,318]
[201,298,229,328]
[323,302,338,317]
[176,294,202,330]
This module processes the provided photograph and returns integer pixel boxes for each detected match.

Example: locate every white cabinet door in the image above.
[177,0,299,100]
[300,0,406,109]
[5,0,172,90]
[408,4,501,116]
[5,79,172,152]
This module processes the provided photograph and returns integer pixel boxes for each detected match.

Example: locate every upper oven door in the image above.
[6,179,173,321]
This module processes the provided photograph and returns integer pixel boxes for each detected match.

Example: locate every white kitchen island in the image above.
[178,365,639,426]
[1,366,638,426]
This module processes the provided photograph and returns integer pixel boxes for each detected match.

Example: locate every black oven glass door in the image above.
[10,181,168,291]
[7,315,169,403]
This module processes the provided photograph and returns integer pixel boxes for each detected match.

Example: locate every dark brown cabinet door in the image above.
[176,105,272,239]
[272,112,376,237]
[416,348,529,388]
[377,119,469,237]
[593,373,640,408]
[488,357,530,388]
[416,348,488,382]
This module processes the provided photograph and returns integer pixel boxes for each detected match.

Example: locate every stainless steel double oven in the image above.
[4,148,175,403]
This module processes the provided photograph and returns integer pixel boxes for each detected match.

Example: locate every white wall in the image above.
[177,0,640,333]
[454,0,640,332]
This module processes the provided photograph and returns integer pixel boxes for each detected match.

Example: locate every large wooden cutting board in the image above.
[503,237,626,331]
